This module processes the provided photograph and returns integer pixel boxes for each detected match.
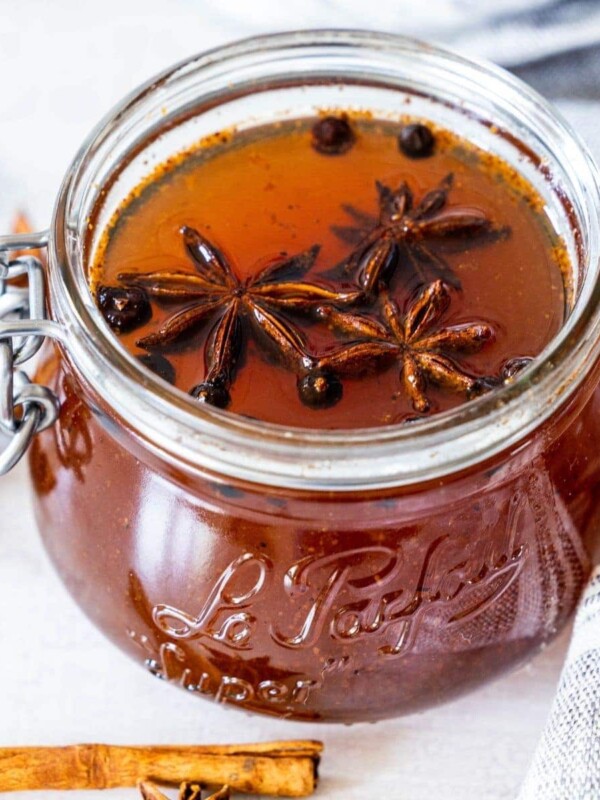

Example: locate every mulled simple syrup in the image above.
[91,116,568,428]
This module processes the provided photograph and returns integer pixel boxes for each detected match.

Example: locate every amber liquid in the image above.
[92,118,566,428]
[31,120,600,724]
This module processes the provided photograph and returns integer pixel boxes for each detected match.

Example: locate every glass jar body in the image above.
[29,347,600,723]
[12,29,600,724]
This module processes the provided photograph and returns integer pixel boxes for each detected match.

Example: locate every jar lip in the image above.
[49,29,600,491]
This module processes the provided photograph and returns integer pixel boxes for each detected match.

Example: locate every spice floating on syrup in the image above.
[297,369,344,409]
[92,116,567,427]
[119,228,360,408]
[97,285,151,332]
[332,173,498,292]
[311,115,355,155]
[398,122,435,158]
[502,355,535,381]
[316,280,495,414]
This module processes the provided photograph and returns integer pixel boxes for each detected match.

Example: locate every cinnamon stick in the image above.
[0,741,322,797]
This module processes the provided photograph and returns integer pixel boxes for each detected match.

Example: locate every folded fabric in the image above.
[518,568,600,800]
[197,0,600,66]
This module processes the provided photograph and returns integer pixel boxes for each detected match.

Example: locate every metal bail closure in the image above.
[0,231,63,475]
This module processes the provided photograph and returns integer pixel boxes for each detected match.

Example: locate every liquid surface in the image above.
[92,118,567,428]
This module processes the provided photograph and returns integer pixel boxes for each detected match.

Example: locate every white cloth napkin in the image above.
[518,567,600,799]
[200,0,600,67]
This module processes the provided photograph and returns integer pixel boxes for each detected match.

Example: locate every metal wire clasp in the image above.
[0,231,63,474]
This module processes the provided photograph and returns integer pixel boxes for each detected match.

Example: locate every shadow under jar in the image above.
[10,30,600,722]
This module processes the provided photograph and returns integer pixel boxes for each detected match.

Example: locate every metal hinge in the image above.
[0,231,62,474]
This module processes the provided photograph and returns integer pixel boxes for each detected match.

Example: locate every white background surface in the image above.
[0,464,570,800]
[0,2,589,798]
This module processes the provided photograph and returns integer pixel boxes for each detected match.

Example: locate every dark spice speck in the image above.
[502,356,534,380]
[311,116,355,155]
[298,370,343,408]
[190,379,231,409]
[398,123,435,159]
[137,353,176,385]
[97,285,151,332]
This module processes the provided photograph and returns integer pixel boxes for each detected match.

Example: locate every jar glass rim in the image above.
[49,29,600,491]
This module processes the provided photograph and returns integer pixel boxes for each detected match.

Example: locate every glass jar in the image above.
[3,30,600,723]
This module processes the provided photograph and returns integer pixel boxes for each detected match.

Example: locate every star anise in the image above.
[315,279,495,415]
[118,226,361,408]
[139,780,230,800]
[332,173,502,293]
